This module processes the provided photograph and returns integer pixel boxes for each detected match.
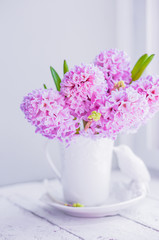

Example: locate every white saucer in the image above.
[41,171,147,218]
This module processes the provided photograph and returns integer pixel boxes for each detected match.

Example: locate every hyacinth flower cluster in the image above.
[21,49,159,143]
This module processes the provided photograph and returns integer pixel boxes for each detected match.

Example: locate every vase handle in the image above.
[44,140,61,180]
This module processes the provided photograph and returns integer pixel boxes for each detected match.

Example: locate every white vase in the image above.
[45,136,114,206]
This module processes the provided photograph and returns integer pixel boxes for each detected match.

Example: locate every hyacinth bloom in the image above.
[20,49,159,143]
[20,89,79,142]
[131,75,159,116]
[60,64,107,118]
[94,49,132,91]
[82,86,149,139]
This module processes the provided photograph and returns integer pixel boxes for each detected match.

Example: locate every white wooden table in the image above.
[0,170,159,240]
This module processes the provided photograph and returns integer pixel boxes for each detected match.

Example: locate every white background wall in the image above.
[0,0,117,185]
[0,0,159,186]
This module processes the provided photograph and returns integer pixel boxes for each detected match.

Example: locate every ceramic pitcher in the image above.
[45,136,114,206]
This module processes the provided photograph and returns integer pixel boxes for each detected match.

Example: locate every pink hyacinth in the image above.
[60,64,107,118]
[81,87,149,139]
[20,49,159,143]
[94,49,132,91]
[20,89,79,142]
[131,75,159,117]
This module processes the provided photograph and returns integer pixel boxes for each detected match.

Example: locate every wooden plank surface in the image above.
[0,198,81,240]
[0,170,159,240]
[121,197,159,230]
[7,195,159,240]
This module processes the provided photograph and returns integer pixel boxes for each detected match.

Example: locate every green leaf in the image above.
[83,120,87,128]
[43,84,47,89]
[132,54,155,82]
[50,66,61,91]
[131,53,148,79]
[75,127,80,134]
[63,60,69,74]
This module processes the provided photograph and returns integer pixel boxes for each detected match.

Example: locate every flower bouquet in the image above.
[21,49,157,206]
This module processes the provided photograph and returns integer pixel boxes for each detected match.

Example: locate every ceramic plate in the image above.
[41,171,147,218]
